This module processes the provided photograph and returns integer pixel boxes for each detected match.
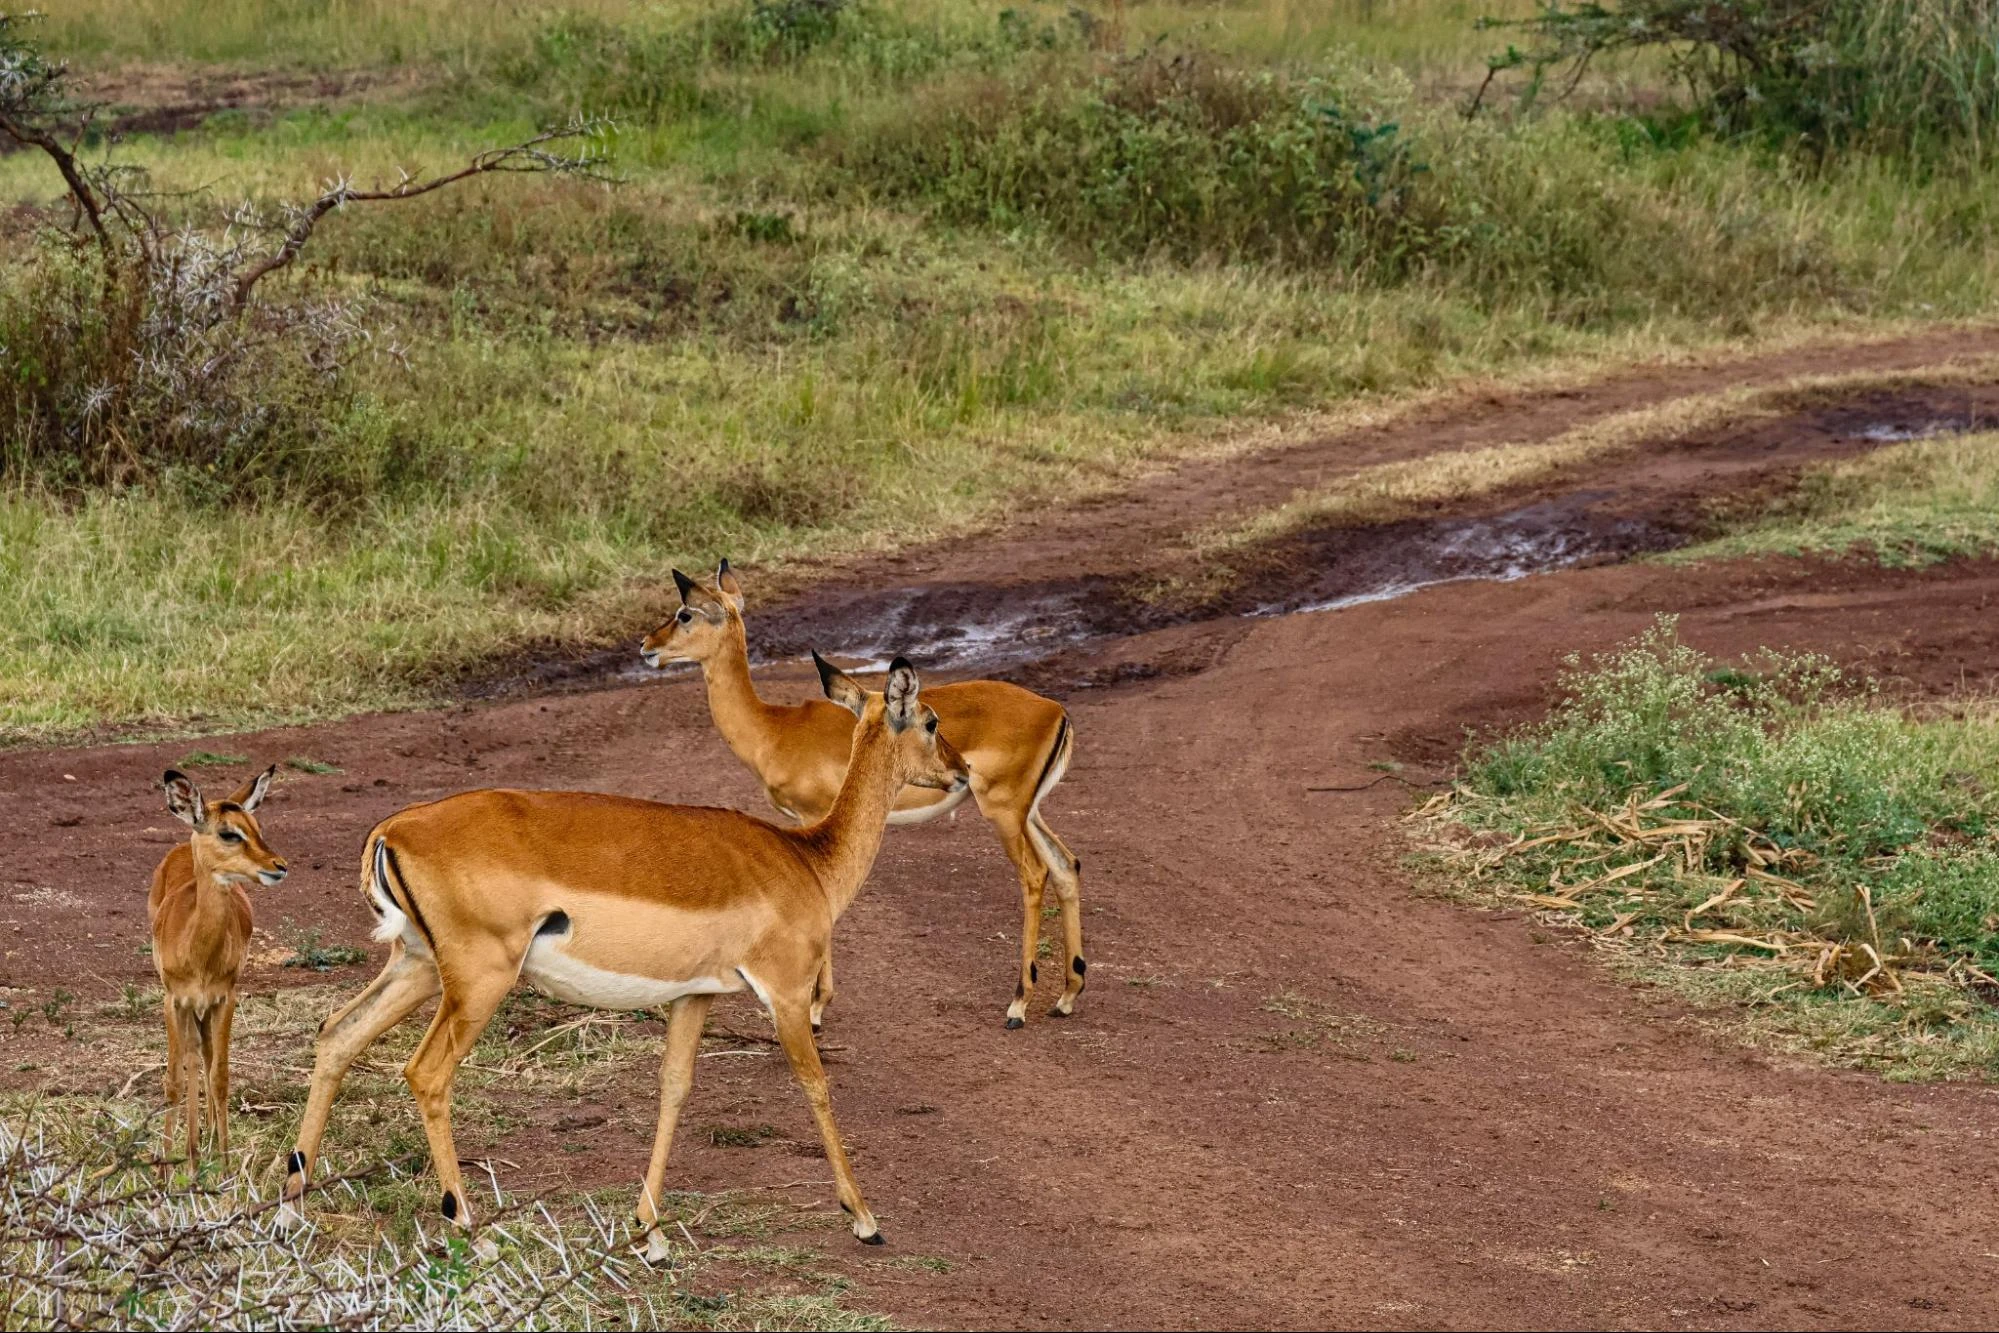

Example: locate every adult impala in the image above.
[641,560,1085,1028]
[279,656,967,1258]
[150,764,286,1163]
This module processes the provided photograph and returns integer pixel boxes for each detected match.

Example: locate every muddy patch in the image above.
[488,382,1999,698]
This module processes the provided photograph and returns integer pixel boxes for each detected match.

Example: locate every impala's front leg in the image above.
[636,992,715,1266]
[769,995,881,1244]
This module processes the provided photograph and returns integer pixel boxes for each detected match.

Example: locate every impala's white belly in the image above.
[519,936,733,1011]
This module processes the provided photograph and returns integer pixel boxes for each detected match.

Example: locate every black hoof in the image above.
[1047,1006,1071,1019]
[811,1022,824,1036]
[1004,1016,1025,1030]
[861,1231,886,1246]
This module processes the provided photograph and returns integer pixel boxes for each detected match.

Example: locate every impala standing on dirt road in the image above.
[149,764,286,1164]
[642,559,1086,1028]
[278,655,968,1260]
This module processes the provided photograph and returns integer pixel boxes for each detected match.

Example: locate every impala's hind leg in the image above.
[1029,814,1086,1017]
[636,992,716,1265]
[810,954,834,1033]
[403,958,514,1235]
[992,809,1050,1029]
[281,943,439,1220]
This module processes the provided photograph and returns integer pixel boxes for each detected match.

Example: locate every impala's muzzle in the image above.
[257,860,289,886]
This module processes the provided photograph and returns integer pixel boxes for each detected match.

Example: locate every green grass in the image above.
[1421,618,1999,1080]
[4,0,1999,740]
[1672,428,1999,567]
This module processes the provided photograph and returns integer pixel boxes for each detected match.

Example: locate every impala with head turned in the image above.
[642,559,1086,1028]
[280,655,966,1259]
[150,764,286,1163]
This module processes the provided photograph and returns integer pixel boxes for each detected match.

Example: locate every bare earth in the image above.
[6,331,1999,1330]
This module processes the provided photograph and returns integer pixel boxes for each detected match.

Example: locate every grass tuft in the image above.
[1418,617,1999,1079]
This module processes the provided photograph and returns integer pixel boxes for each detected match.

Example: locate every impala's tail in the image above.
[364,834,432,953]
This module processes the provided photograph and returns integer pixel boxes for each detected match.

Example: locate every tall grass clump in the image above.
[1426,618,1999,1078]
[1489,0,1999,157]
[830,47,1434,265]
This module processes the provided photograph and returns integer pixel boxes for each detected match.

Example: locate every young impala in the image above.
[279,656,968,1259]
[641,561,1085,1028]
[150,765,286,1163]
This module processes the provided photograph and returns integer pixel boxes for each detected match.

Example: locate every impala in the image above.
[279,656,968,1258]
[641,560,1085,1028]
[150,765,286,1163]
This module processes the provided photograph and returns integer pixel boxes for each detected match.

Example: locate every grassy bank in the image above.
[5,0,1999,740]
[1671,428,1999,566]
[1421,620,1999,1080]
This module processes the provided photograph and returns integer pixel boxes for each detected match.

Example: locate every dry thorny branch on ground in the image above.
[0,1103,655,1330]
[1415,783,1993,1001]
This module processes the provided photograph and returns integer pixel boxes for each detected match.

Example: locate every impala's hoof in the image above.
[1004,1016,1024,1030]
[860,1231,886,1246]
[642,1229,673,1267]
[1047,1005,1071,1018]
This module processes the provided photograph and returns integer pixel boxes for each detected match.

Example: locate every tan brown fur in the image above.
[149,765,286,1163]
[641,561,1085,1027]
[279,657,968,1258]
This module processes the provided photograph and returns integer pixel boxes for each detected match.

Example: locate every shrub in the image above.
[829,48,1435,267]
[1484,0,1999,157]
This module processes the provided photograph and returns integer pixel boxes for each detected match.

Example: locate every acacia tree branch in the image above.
[224,120,612,315]
[0,107,115,264]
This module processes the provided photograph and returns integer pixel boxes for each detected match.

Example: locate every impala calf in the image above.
[150,765,285,1163]
[642,560,1085,1027]
[280,656,968,1259]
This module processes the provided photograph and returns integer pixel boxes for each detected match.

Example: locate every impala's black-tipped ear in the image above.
[884,656,920,729]
[671,568,698,603]
[716,557,744,613]
[163,769,205,828]
[814,651,867,717]
[232,763,277,813]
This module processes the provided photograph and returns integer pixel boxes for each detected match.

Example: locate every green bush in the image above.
[1461,618,1999,967]
[1487,0,1999,157]
[829,48,1435,266]
[0,241,389,497]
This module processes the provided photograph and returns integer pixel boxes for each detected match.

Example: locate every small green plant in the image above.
[177,751,247,768]
[284,756,341,775]
[280,926,367,972]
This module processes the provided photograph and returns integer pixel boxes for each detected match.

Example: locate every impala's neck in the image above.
[797,717,898,920]
[185,842,240,925]
[698,620,786,772]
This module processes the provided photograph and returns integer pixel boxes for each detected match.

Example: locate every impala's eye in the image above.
[676,609,693,625]
[218,828,245,845]
[925,716,938,735]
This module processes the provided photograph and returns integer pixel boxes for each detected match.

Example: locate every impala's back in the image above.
[365,790,825,1011]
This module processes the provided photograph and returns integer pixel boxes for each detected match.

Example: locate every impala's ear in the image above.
[231,763,277,813]
[163,769,205,828]
[715,557,744,614]
[814,650,867,717]
[884,655,920,731]
[672,568,726,621]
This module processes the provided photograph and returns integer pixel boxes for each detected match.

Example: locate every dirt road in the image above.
[6,331,1999,1329]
